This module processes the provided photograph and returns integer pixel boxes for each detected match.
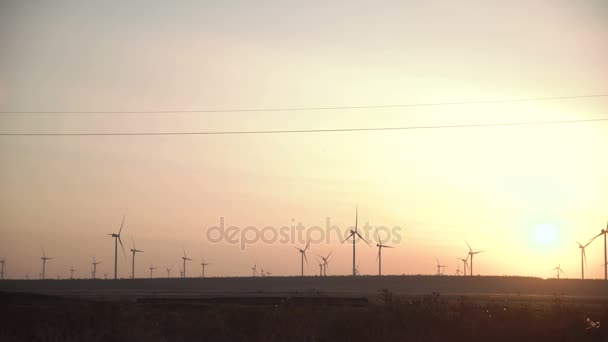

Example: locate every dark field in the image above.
[1,276,607,341]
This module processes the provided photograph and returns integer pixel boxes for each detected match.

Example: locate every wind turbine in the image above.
[129,238,143,279]
[316,258,324,276]
[435,257,447,275]
[590,221,608,280]
[375,230,393,276]
[318,251,333,276]
[165,265,173,278]
[40,248,53,280]
[466,241,484,276]
[69,266,76,279]
[108,216,126,279]
[577,240,594,279]
[200,258,210,278]
[355,262,361,276]
[0,257,5,280]
[553,264,564,280]
[295,240,310,277]
[457,256,469,276]
[92,257,102,279]
[251,264,258,277]
[181,248,192,278]
[342,206,370,276]
[260,268,265,277]
[149,265,156,278]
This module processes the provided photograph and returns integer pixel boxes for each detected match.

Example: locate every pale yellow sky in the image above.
[0,1,607,279]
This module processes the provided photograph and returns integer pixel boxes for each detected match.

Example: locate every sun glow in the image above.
[533,224,557,246]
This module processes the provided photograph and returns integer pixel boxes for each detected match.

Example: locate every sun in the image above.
[533,224,557,246]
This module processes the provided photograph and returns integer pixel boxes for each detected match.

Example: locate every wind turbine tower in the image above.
[0,258,5,280]
[553,264,564,280]
[342,206,370,276]
[181,248,192,278]
[576,240,594,279]
[92,258,102,280]
[590,221,607,280]
[129,238,143,279]
[200,258,210,278]
[108,216,126,279]
[295,240,310,277]
[149,265,156,278]
[466,241,484,276]
[375,230,393,276]
[40,248,53,280]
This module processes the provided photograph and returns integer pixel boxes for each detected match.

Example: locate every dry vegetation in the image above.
[1,290,607,342]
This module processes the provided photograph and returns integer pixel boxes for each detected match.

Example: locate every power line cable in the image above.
[1,94,607,115]
[1,117,606,136]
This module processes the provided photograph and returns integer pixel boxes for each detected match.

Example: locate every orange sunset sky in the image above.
[1,1,607,279]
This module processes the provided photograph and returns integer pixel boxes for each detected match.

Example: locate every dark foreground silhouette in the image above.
[1,290,606,342]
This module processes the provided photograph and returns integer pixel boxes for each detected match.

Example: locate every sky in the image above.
[0,1,607,280]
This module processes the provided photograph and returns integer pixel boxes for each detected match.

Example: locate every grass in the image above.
[0,290,606,341]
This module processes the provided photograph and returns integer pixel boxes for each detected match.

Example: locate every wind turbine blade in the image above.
[355,205,358,233]
[466,241,472,252]
[435,257,439,265]
[118,236,126,257]
[341,233,354,243]
[375,229,381,245]
[119,216,125,235]
[303,252,308,264]
[41,247,46,258]
[583,249,587,267]
[355,231,370,246]
[376,248,380,262]
[305,240,310,251]
[326,250,333,260]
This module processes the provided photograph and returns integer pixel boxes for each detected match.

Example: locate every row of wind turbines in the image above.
[2,214,606,281]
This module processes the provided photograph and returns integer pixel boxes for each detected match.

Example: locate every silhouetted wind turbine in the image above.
[466,241,484,276]
[251,264,258,277]
[435,257,447,275]
[590,221,607,280]
[130,238,143,279]
[181,248,192,278]
[457,256,469,276]
[260,268,265,277]
[0,257,5,280]
[165,265,173,278]
[40,248,53,280]
[295,240,310,277]
[92,257,102,279]
[69,266,76,279]
[375,230,393,276]
[318,251,333,276]
[108,216,126,279]
[577,240,594,279]
[316,258,324,276]
[342,206,370,276]
[149,265,156,278]
[553,264,564,280]
[200,258,210,278]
